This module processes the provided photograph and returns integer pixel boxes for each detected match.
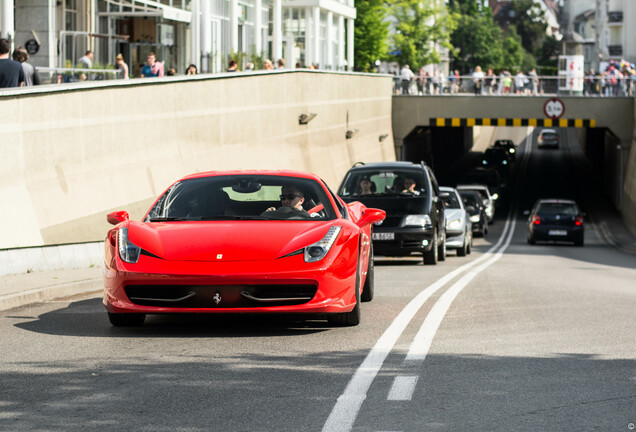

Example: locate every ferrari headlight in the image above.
[118,227,141,264]
[448,219,462,230]
[470,215,481,223]
[304,226,341,263]
[403,215,432,227]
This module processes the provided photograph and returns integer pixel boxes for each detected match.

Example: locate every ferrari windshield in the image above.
[145,175,337,221]
[339,169,429,197]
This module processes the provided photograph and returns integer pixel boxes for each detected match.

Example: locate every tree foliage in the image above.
[354,0,390,72]
[502,27,525,71]
[390,0,455,69]
[498,0,547,55]
[448,0,503,73]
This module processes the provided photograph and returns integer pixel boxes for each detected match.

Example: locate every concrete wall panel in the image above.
[1,72,394,249]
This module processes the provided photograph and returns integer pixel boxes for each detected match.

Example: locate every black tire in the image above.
[108,312,145,327]
[361,244,374,302]
[574,234,584,247]
[457,235,467,257]
[467,236,472,254]
[527,234,536,245]
[438,230,446,261]
[329,263,361,326]
[423,229,438,265]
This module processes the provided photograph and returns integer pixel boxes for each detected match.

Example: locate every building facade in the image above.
[0,0,355,76]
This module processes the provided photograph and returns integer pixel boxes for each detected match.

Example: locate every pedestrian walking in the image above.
[0,38,24,88]
[472,66,484,95]
[115,53,129,79]
[12,46,39,86]
[141,52,164,77]
[400,64,414,95]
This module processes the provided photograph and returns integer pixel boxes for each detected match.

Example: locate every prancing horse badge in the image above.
[213,292,221,304]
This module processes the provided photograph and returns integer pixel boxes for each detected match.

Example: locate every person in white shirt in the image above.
[400,64,415,95]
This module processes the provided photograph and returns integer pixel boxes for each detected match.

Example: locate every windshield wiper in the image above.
[148,216,189,222]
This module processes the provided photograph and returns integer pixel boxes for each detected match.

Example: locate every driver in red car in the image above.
[262,185,311,217]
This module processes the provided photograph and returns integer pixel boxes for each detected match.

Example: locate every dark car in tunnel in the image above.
[492,139,516,160]
[526,199,584,246]
[338,161,446,265]
[458,190,488,237]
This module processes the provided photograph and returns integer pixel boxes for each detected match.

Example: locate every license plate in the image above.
[373,232,395,241]
[548,230,567,236]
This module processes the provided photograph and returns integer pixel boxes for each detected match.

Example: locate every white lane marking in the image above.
[322,217,515,432]
[387,376,419,401]
[323,132,534,432]
[404,217,517,364]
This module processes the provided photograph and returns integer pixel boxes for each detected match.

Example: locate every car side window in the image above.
[326,184,348,219]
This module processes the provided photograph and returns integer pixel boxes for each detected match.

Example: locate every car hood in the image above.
[444,208,465,222]
[125,221,335,262]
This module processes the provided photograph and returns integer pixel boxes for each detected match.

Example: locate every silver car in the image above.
[456,184,496,223]
[440,186,472,256]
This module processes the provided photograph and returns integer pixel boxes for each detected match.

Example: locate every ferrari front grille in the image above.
[125,284,318,308]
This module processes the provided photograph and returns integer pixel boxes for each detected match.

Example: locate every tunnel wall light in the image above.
[298,113,317,125]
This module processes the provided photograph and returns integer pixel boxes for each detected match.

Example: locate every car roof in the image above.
[439,186,456,192]
[181,170,322,182]
[347,161,425,171]
[540,129,557,134]
[456,184,490,192]
[535,198,578,205]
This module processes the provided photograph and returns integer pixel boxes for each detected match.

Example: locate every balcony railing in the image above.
[609,45,623,56]
[608,11,623,23]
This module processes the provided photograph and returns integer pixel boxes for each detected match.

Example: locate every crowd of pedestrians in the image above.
[394,62,636,97]
[583,60,635,97]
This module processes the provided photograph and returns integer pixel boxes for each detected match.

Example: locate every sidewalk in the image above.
[1,215,635,313]
[0,266,102,312]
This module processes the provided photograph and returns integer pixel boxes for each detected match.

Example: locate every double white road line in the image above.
[323,131,534,432]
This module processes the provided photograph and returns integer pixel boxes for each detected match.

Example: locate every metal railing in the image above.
[393,75,636,97]
[36,67,121,84]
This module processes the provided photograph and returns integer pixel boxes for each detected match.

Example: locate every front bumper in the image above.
[530,225,583,242]
[103,252,357,315]
[445,229,466,249]
[371,227,434,256]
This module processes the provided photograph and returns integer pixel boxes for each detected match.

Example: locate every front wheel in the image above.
[438,230,446,261]
[423,229,438,265]
[361,244,374,302]
[329,265,361,326]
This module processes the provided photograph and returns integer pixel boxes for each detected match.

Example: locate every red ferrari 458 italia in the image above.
[103,170,385,327]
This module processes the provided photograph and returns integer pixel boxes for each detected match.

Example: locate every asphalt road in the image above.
[1,129,635,432]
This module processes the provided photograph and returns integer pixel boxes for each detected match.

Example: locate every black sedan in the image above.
[526,199,584,246]
[492,139,516,160]
[458,190,488,237]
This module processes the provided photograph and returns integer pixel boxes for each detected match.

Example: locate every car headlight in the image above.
[403,215,432,227]
[304,226,341,263]
[482,160,488,165]
[118,227,141,264]
[447,219,462,230]
[509,148,515,154]
[470,215,481,223]
[502,160,508,165]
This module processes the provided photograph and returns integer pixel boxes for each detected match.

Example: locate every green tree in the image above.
[448,0,504,73]
[390,0,455,70]
[502,27,525,71]
[500,0,547,55]
[354,0,390,72]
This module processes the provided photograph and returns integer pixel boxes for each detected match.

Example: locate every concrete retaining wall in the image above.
[1,71,395,273]
[623,98,636,235]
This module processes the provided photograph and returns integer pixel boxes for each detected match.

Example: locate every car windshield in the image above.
[542,132,557,139]
[442,191,461,209]
[460,193,480,208]
[537,203,578,215]
[145,175,337,221]
[339,169,429,197]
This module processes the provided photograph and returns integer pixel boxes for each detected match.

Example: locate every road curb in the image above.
[0,278,102,312]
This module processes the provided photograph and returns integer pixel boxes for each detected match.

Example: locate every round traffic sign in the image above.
[543,98,565,119]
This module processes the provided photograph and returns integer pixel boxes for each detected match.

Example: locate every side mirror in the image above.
[439,192,450,199]
[356,208,386,228]
[107,211,130,225]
